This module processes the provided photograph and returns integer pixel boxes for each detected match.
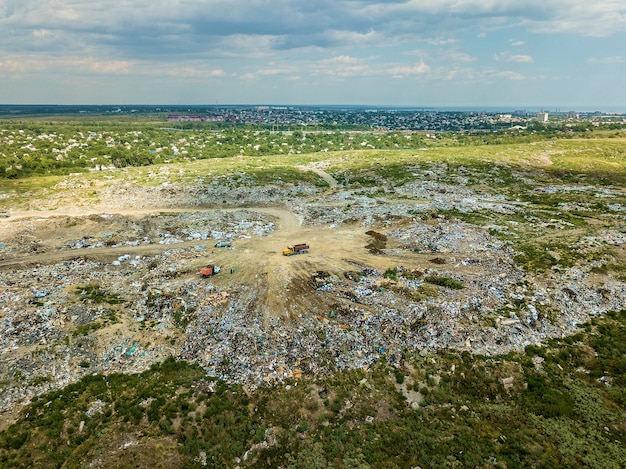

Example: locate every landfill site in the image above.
[2,163,626,422]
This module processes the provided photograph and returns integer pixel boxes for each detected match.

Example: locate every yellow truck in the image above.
[283,243,309,256]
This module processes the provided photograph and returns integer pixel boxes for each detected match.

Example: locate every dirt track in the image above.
[0,205,418,320]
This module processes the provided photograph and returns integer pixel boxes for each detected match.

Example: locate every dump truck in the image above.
[0,211,9,218]
[200,265,221,277]
[283,243,309,256]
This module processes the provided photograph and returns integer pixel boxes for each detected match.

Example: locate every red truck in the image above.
[283,243,309,256]
[200,265,221,277]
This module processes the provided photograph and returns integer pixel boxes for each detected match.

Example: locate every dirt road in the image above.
[0,205,418,319]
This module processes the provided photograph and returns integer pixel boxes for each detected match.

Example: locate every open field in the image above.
[1,132,626,467]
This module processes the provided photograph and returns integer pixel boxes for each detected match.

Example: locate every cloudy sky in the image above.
[1,0,625,108]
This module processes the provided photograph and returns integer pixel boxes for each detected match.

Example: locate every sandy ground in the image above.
[0,204,423,319]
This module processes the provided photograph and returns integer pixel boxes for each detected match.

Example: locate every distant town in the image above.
[164,106,625,132]
[1,104,624,133]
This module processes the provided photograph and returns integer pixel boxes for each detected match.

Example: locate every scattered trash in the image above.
[33,290,49,299]
[1,188,625,415]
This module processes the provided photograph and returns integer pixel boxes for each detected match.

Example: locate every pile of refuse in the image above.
[389,219,506,253]
[2,181,626,418]
[177,221,626,387]
[98,180,322,210]
[0,250,200,414]
[292,179,526,227]
[0,210,276,259]
[179,256,626,388]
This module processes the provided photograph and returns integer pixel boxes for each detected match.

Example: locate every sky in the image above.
[1,0,626,108]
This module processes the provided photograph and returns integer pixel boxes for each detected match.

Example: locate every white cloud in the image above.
[586,55,626,64]
[508,54,534,63]
[165,67,203,77]
[445,69,459,80]
[0,57,46,74]
[440,50,477,63]
[2,1,625,64]
[497,70,525,80]
[521,1,626,37]
[425,38,457,46]
[323,55,361,65]
[495,53,534,63]
[327,29,381,46]
[32,29,52,38]
[237,73,256,80]
[317,56,371,77]
[84,59,134,75]
[256,68,288,76]
[391,61,431,78]
[0,0,624,104]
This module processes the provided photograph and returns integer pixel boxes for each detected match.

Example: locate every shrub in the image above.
[75,283,125,304]
[425,275,464,290]
[383,268,398,281]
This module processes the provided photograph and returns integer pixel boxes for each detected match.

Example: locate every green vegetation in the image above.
[382,281,439,302]
[1,119,625,186]
[75,283,125,305]
[172,305,197,330]
[424,275,464,290]
[383,267,398,281]
[2,312,626,468]
[0,122,428,180]
[72,321,105,337]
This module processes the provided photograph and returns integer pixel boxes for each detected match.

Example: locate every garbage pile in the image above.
[1,192,626,418]
[0,251,198,415]
[177,220,626,388]
[0,222,41,260]
[293,179,525,227]
[389,219,506,253]
[0,210,276,258]
[99,180,321,210]
[179,255,626,388]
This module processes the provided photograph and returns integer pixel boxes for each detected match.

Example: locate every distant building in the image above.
[536,111,549,123]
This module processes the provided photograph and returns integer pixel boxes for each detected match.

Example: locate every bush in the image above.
[522,375,574,418]
[425,276,464,290]
[75,283,125,304]
[524,344,546,358]
[1,430,30,450]
[383,268,398,281]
